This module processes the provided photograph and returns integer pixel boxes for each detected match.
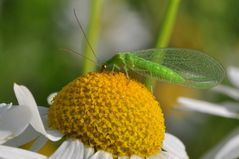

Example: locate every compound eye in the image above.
[101,65,107,71]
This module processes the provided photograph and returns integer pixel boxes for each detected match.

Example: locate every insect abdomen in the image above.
[127,54,185,83]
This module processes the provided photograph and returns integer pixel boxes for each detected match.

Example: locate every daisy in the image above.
[177,66,239,159]
[0,71,188,159]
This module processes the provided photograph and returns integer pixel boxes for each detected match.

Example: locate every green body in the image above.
[103,53,185,84]
[102,49,225,89]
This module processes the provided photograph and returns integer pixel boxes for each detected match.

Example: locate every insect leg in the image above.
[123,65,129,78]
[112,64,121,73]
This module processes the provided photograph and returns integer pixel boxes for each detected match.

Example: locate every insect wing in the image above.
[133,48,225,89]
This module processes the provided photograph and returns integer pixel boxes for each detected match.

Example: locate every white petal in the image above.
[150,150,180,159]
[0,145,47,159]
[177,97,239,119]
[212,85,239,100]
[47,92,57,105]
[203,127,239,159]
[89,151,113,159]
[14,84,62,141]
[49,140,73,159]
[162,133,188,159]
[227,66,239,88]
[130,155,143,159]
[29,135,48,152]
[84,145,95,158]
[49,139,86,159]
[39,107,64,141]
[5,126,39,147]
[0,106,31,144]
[0,103,13,114]
[118,156,129,159]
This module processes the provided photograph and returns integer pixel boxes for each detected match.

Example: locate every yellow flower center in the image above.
[48,72,165,157]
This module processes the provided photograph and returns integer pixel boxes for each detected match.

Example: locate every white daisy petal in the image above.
[118,156,129,159]
[212,85,239,100]
[0,145,47,159]
[203,127,239,159]
[38,106,64,141]
[29,135,48,152]
[13,84,62,141]
[162,133,188,159]
[0,103,13,114]
[84,146,95,158]
[47,92,57,105]
[49,140,73,159]
[152,150,180,159]
[5,126,39,147]
[89,151,113,159]
[227,66,239,88]
[130,155,143,159]
[0,106,31,144]
[177,97,239,119]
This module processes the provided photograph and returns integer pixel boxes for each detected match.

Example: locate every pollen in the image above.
[48,72,165,157]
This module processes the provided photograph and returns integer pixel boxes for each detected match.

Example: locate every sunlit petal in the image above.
[5,126,39,147]
[227,66,239,88]
[0,145,47,159]
[89,151,113,159]
[0,106,31,144]
[29,135,48,152]
[212,85,239,100]
[47,92,57,105]
[162,133,189,159]
[177,97,239,118]
[14,84,62,141]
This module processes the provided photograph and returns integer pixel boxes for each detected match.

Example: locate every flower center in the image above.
[48,72,165,157]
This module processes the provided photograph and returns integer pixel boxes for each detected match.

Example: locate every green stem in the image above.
[81,0,103,74]
[145,0,181,88]
[156,0,181,48]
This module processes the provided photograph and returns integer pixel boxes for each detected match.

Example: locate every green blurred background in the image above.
[1,0,239,158]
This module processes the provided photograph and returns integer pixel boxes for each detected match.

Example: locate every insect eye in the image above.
[101,65,107,71]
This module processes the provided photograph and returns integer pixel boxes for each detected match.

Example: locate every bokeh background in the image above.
[1,0,239,158]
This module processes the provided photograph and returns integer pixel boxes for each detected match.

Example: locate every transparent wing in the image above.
[129,48,225,89]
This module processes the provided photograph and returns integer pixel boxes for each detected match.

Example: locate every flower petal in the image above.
[89,151,113,159]
[49,140,73,159]
[49,139,87,159]
[227,66,239,88]
[177,97,239,119]
[5,126,39,147]
[202,127,239,159]
[130,155,143,159]
[148,150,180,159]
[29,135,48,152]
[14,84,62,141]
[47,92,57,105]
[162,133,189,159]
[0,106,31,144]
[212,85,239,100]
[0,103,13,114]
[0,145,47,159]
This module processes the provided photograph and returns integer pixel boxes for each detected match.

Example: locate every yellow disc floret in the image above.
[48,72,165,157]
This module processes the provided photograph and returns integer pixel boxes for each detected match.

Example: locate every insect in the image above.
[101,48,225,89]
[72,10,224,89]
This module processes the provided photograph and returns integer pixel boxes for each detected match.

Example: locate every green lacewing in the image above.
[102,48,225,89]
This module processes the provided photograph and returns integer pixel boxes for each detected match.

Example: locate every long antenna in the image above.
[61,48,100,67]
[73,9,98,62]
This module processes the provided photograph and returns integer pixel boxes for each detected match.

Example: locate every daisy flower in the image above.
[0,71,188,159]
[177,66,239,159]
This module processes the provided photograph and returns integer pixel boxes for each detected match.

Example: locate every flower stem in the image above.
[145,0,181,88]
[156,0,181,48]
[81,0,103,74]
